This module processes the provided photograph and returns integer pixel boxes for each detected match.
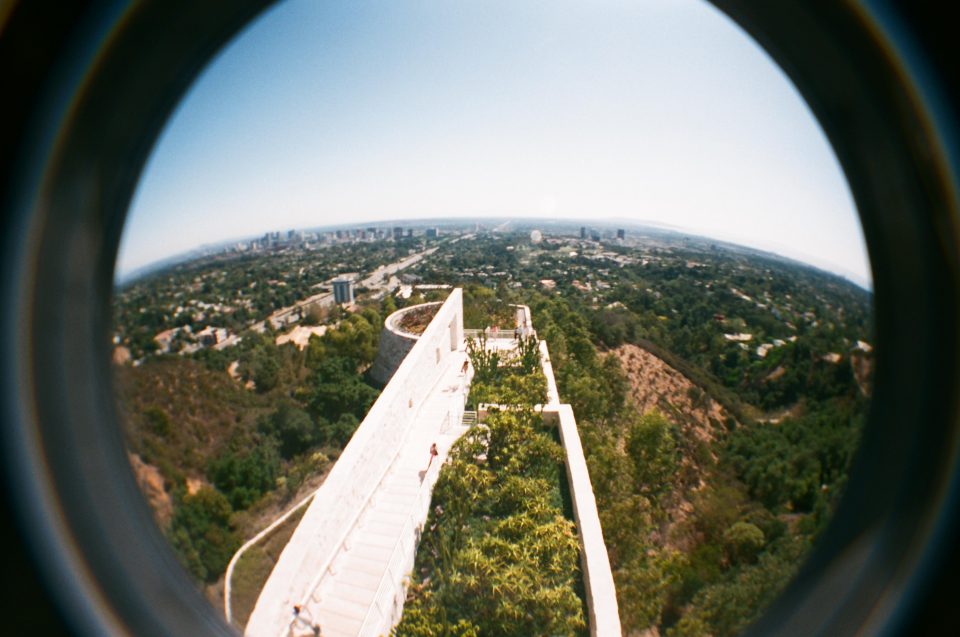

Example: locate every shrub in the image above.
[627,411,679,500]
[143,405,173,438]
[258,403,315,459]
[169,487,239,582]
[208,439,281,510]
[722,521,765,565]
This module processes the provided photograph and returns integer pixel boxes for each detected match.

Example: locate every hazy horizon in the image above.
[117,0,871,289]
[117,216,872,292]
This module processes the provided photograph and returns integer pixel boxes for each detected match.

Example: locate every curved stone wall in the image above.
[369,302,442,386]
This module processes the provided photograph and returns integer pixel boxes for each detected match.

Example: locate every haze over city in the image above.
[118,0,870,289]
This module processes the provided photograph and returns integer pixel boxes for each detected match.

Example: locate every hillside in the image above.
[522,284,867,636]
[115,357,267,490]
[613,344,730,446]
[611,344,730,552]
[112,302,387,599]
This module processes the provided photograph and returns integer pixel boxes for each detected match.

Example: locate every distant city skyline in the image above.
[117,0,871,288]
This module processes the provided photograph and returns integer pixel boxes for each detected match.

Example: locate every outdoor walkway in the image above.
[289,351,472,637]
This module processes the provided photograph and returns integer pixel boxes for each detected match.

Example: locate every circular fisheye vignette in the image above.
[2,2,274,636]
[1,1,958,636]
[111,3,875,634]
[707,2,960,635]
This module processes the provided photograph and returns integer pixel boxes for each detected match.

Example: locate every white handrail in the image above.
[224,488,318,624]
[356,455,439,636]
[287,365,451,634]
[357,399,465,635]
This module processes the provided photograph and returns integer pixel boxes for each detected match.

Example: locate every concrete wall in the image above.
[540,340,561,405]
[246,290,464,637]
[543,405,622,637]
[368,301,443,386]
[540,341,622,637]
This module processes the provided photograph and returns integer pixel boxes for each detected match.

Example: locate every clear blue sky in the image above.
[117,0,871,288]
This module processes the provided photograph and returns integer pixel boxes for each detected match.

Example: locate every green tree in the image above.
[722,521,766,565]
[257,402,316,459]
[143,405,173,438]
[466,334,501,384]
[440,514,585,637]
[252,354,280,392]
[396,408,585,637]
[515,333,541,375]
[666,538,806,637]
[320,312,380,366]
[615,549,684,631]
[208,439,281,510]
[168,487,239,582]
[318,412,361,447]
[627,411,678,499]
[308,356,379,423]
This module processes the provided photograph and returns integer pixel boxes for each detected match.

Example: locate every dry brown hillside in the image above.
[128,452,173,527]
[613,343,732,445]
[611,344,739,550]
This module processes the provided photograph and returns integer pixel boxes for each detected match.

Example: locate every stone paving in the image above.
[286,350,473,637]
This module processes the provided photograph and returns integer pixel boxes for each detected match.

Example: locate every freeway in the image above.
[358,246,438,289]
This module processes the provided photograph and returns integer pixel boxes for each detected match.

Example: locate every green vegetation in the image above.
[303,356,379,426]
[413,231,870,635]
[115,226,872,632]
[208,435,281,510]
[114,301,387,584]
[465,333,547,407]
[394,339,585,636]
[725,401,864,524]
[168,486,239,583]
[526,290,864,636]
[462,284,517,329]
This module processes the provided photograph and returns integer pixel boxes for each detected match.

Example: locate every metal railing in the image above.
[224,491,316,624]
[285,355,455,635]
[356,454,439,636]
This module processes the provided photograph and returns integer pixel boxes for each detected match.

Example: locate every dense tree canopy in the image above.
[169,487,240,582]
[396,345,586,637]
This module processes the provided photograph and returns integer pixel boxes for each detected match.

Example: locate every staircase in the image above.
[461,410,477,427]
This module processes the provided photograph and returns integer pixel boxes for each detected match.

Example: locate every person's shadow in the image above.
[418,470,426,483]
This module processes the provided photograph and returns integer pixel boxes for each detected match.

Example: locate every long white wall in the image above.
[540,340,560,405]
[543,404,622,637]
[539,342,622,637]
[246,289,464,637]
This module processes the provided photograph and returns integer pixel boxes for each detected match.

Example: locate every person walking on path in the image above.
[426,442,439,470]
[291,605,321,636]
